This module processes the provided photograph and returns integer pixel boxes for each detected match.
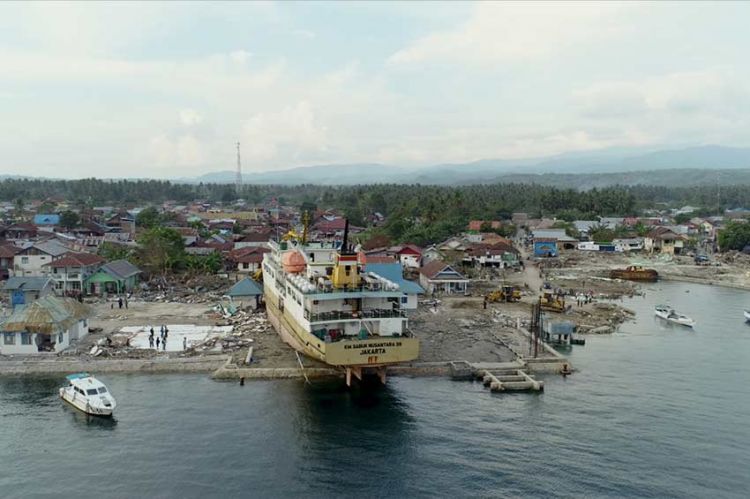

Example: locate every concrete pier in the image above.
[479,368,543,392]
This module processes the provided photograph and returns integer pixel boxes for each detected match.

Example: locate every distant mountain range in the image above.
[185,145,750,186]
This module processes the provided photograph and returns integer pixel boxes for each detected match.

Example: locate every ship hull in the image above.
[264,285,419,369]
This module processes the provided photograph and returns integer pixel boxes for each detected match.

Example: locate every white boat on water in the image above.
[655,305,695,327]
[59,373,116,417]
[744,310,750,322]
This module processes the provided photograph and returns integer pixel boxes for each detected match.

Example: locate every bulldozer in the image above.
[486,285,521,303]
[540,291,566,313]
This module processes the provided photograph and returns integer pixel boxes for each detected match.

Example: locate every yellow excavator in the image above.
[540,291,566,313]
[486,285,521,303]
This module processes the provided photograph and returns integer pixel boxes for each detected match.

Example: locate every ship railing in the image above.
[297,282,401,294]
[307,308,406,323]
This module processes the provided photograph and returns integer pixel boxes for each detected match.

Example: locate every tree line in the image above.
[4,177,750,246]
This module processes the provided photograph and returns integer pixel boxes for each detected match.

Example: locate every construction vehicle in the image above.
[486,285,522,303]
[540,291,566,313]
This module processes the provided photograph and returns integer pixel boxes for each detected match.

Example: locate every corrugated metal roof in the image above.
[2,276,54,292]
[100,259,141,279]
[1,295,90,334]
[227,278,263,297]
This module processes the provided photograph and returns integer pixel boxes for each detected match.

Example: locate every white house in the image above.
[419,260,469,295]
[13,240,69,277]
[0,295,90,355]
[389,244,423,270]
[44,252,105,295]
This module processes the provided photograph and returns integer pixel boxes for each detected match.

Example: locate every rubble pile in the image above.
[573,302,635,334]
[491,310,531,329]
[717,251,750,266]
[181,311,274,362]
[130,274,234,304]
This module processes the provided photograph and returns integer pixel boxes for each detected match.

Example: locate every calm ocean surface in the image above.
[1,281,749,498]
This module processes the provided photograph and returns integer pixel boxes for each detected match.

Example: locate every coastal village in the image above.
[1,196,749,382]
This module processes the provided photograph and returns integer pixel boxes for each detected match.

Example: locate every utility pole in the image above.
[235,141,242,195]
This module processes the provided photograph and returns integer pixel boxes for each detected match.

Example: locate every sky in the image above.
[1,1,749,179]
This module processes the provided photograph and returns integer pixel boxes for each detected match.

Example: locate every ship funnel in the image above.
[342,219,350,254]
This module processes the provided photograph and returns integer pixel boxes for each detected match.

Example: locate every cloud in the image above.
[573,70,750,146]
[388,1,632,66]
[179,109,203,127]
[241,101,329,164]
[148,134,207,170]
[575,70,750,119]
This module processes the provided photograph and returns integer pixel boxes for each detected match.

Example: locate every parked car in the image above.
[694,254,710,265]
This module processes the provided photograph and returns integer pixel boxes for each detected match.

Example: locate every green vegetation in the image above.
[136,227,185,275]
[3,177,750,246]
[59,210,80,230]
[718,221,750,251]
[97,242,134,261]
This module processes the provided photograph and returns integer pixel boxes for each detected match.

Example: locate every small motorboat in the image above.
[59,373,117,417]
[654,305,695,327]
[744,310,750,322]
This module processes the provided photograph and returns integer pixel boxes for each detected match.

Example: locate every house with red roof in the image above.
[44,251,105,295]
[419,260,469,295]
[0,244,19,280]
[388,244,423,269]
[312,217,363,238]
[463,241,519,268]
[467,220,502,232]
[226,246,271,273]
[5,223,38,240]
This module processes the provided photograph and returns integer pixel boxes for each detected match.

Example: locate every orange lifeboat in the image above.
[282,250,306,274]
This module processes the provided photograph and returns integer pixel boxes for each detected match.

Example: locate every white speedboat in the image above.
[655,305,695,327]
[744,310,750,322]
[59,373,117,417]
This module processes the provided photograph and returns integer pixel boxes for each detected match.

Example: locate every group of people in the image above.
[147,325,188,351]
[111,295,130,309]
[575,291,594,307]
[148,325,169,350]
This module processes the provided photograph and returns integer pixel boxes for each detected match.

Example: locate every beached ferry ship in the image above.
[261,221,420,385]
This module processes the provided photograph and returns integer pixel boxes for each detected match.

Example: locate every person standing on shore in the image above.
[149,335,154,348]
[183,337,187,351]
[162,337,167,351]
[164,326,168,339]
[118,297,123,309]
[156,337,160,349]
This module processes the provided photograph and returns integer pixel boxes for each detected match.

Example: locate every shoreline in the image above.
[658,273,750,291]
[0,355,567,379]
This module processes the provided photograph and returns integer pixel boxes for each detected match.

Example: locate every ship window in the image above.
[98,387,108,394]
[21,333,31,345]
[86,389,98,395]
[3,332,15,345]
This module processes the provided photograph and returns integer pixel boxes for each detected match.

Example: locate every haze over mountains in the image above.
[188,145,750,187]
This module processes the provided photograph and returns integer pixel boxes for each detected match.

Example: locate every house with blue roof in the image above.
[33,214,60,226]
[226,277,263,310]
[365,262,424,310]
